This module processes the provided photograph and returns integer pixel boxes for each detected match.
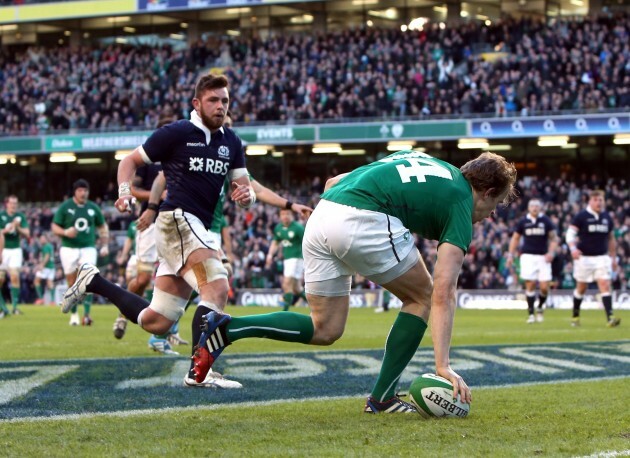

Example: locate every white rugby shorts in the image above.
[283,257,304,279]
[125,254,138,280]
[35,267,55,281]
[154,209,221,277]
[519,254,552,282]
[59,246,97,276]
[573,254,612,283]
[0,247,23,270]
[303,199,416,284]
[136,223,157,265]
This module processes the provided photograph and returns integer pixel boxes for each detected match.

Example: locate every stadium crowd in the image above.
[3,173,629,306]
[0,14,629,135]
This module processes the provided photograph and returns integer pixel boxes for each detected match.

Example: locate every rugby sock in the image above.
[83,294,93,317]
[573,292,583,318]
[10,287,19,311]
[144,288,154,302]
[0,294,9,314]
[371,312,427,402]
[70,305,78,314]
[291,294,301,306]
[35,284,43,299]
[169,320,180,335]
[191,303,212,356]
[282,292,294,311]
[226,312,314,344]
[602,294,613,319]
[299,290,307,301]
[87,274,149,323]
[537,294,547,310]
[526,292,536,315]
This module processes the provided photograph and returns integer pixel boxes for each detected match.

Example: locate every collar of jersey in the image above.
[190,110,224,145]
[586,205,600,218]
[526,213,539,223]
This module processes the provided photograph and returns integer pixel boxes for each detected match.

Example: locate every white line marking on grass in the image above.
[576,450,630,458]
[1,374,628,424]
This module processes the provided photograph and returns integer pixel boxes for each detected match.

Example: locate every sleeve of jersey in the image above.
[515,219,524,234]
[230,137,247,170]
[142,124,178,164]
[438,200,473,254]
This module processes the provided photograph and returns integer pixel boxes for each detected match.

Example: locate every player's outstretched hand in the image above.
[231,182,254,208]
[115,196,136,213]
[292,203,313,219]
[436,366,471,405]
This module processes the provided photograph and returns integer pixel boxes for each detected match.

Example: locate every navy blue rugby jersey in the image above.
[571,209,613,256]
[515,214,556,255]
[135,163,162,213]
[141,113,246,229]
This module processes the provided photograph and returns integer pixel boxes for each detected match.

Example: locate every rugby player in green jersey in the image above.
[52,179,109,326]
[194,151,516,413]
[0,195,30,315]
[266,209,307,311]
[34,232,57,305]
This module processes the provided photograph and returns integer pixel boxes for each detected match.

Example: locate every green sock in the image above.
[10,287,20,311]
[144,288,154,302]
[227,312,314,344]
[83,294,93,316]
[0,294,9,314]
[70,305,78,314]
[35,285,43,299]
[299,290,307,301]
[282,292,294,311]
[371,312,427,402]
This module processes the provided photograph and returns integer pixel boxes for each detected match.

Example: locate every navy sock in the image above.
[88,274,148,323]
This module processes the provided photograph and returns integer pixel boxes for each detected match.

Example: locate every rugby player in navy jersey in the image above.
[566,189,620,327]
[60,75,257,378]
[507,199,558,323]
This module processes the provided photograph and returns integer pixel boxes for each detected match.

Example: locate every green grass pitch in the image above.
[1,304,628,457]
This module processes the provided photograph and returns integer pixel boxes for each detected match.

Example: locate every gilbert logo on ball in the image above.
[409,373,470,419]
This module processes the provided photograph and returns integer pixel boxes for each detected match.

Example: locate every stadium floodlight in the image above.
[115,150,133,160]
[246,145,271,156]
[339,149,366,156]
[537,136,569,147]
[271,151,284,157]
[613,134,630,145]
[49,153,76,163]
[560,143,579,149]
[106,16,131,23]
[77,158,103,165]
[458,138,489,149]
[312,143,342,154]
[486,144,512,151]
[0,155,16,165]
[352,0,379,5]
[226,7,251,14]
[387,140,415,151]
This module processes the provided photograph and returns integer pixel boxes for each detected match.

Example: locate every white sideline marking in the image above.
[0,374,628,424]
[576,450,630,458]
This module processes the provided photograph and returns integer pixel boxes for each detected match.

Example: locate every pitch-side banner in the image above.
[137,0,311,11]
[236,288,383,308]
[471,113,629,138]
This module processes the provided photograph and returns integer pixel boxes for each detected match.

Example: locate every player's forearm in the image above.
[608,237,616,258]
[97,225,110,245]
[251,181,291,210]
[149,172,166,206]
[430,287,457,370]
[117,149,143,196]
[507,234,519,256]
[51,223,66,238]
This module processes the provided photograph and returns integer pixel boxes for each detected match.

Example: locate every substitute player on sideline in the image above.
[566,189,621,327]
[52,179,109,326]
[507,199,558,323]
[193,151,516,413]
[34,232,56,305]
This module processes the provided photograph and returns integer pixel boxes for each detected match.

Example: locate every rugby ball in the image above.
[409,373,470,419]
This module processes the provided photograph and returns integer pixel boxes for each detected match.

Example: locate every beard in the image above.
[199,109,224,131]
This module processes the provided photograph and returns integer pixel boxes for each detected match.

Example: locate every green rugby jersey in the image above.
[273,221,305,260]
[0,211,28,248]
[127,221,137,255]
[41,242,55,268]
[210,181,229,235]
[53,198,106,248]
[321,151,474,253]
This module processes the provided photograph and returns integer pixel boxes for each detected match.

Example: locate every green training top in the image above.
[272,220,305,260]
[41,242,55,268]
[0,211,28,249]
[321,150,474,253]
[53,198,106,248]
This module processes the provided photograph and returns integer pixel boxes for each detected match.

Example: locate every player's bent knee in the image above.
[141,288,188,328]
[182,258,228,293]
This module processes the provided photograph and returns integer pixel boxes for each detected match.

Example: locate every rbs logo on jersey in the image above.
[189,156,230,175]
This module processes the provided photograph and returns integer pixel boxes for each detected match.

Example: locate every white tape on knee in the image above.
[148,288,188,322]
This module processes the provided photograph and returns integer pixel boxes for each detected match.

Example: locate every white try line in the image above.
[576,450,630,458]
[1,374,628,424]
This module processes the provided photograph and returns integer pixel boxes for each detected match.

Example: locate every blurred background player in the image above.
[34,232,56,305]
[265,208,307,311]
[52,179,109,326]
[0,195,31,315]
[566,189,621,328]
[507,199,558,323]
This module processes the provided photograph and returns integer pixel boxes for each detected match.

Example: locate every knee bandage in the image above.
[182,257,228,292]
[145,288,189,322]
